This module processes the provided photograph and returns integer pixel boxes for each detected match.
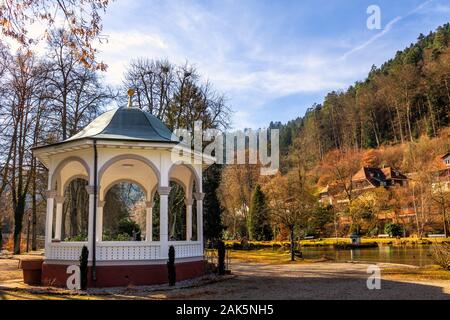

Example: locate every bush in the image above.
[430,244,450,270]
[384,223,403,237]
[79,246,89,290]
[65,234,87,242]
[167,245,176,286]
[118,218,141,240]
[218,241,226,275]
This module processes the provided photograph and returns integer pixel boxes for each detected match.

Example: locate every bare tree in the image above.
[0,0,110,70]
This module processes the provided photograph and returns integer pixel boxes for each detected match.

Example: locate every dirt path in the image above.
[153,262,450,300]
[0,259,22,284]
[1,259,449,300]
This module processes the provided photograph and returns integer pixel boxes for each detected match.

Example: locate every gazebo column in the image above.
[45,190,57,244]
[54,196,65,241]
[86,185,96,260]
[158,186,171,258]
[96,200,105,242]
[145,200,153,242]
[185,198,194,241]
[193,193,205,244]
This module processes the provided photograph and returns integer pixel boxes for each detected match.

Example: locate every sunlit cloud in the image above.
[93,0,450,129]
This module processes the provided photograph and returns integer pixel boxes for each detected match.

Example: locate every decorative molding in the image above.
[54,196,65,204]
[145,201,154,208]
[85,185,99,195]
[157,186,171,196]
[45,190,58,199]
[97,200,106,208]
[185,198,194,206]
[193,192,205,201]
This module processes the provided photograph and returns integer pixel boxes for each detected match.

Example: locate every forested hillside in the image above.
[272,23,450,171]
[220,24,450,241]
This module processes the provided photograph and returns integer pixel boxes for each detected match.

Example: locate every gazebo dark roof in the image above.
[67,107,178,143]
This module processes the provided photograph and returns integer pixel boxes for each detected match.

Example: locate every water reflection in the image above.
[298,245,434,266]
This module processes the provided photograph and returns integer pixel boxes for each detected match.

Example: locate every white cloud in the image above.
[340,16,402,60]
[94,0,446,129]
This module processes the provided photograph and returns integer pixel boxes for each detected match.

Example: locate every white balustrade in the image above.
[46,241,202,261]
[169,241,203,258]
[46,242,86,260]
[97,242,161,261]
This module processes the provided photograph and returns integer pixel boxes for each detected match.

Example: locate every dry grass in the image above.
[225,237,450,249]
[382,265,450,281]
[228,249,329,264]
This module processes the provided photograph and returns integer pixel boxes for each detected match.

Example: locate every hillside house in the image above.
[351,167,408,192]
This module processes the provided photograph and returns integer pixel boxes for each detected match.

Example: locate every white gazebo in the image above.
[33,100,212,287]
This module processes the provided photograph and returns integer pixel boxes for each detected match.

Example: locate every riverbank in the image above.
[225,237,450,249]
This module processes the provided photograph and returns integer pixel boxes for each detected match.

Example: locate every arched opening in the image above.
[103,182,147,241]
[167,163,202,242]
[51,157,90,193]
[152,191,160,241]
[60,178,89,241]
[168,180,186,241]
[192,180,198,241]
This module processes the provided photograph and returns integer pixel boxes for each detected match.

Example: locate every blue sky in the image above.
[96,0,450,129]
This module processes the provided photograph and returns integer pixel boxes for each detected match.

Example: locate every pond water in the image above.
[298,245,435,266]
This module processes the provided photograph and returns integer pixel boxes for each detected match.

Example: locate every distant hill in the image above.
[272,23,450,170]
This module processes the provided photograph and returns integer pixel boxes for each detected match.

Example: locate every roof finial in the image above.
[127,88,135,108]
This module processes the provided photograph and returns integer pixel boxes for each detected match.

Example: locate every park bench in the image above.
[427,234,446,238]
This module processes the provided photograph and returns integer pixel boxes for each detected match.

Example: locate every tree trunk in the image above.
[13,197,26,254]
[70,183,78,237]
[426,95,437,137]
[394,105,404,144]
[31,170,37,251]
[406,105,413,142]
[290,227,295,262]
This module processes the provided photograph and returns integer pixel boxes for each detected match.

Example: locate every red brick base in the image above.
[42,259,205,288]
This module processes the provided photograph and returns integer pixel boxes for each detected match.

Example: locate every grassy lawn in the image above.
[225,237,450,249]
[382,265,450,281]
[228,249,329,264]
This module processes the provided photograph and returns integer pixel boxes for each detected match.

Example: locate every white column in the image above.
[145,200,153,242]
[158,186,171,259]
[96,200,105,242]
[193,192,205,244]
[45,190,57,245]
[185,198,193,241]
[54,196,64,241]
[86,185,96,261]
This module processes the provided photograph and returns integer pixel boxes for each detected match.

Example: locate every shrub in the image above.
[430,244,450,270]
[79,246,89,290]
[167,245,176,286]
[115,233,133,241]
[384,223,403,237]
[118,218,141,240]
[218,240,226,275]
[65,234,87,242]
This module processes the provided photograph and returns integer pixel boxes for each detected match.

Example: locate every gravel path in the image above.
[1,259,449,300]
[155,262,450,300]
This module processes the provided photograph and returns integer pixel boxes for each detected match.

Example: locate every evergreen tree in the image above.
[249,185,273,241]
[204,164,224,244]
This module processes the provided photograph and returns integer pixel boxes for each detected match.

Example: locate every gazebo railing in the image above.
[169,241,203,258]
[46,241,203,261]
[46,241,87,260]
[97,242,161,261]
